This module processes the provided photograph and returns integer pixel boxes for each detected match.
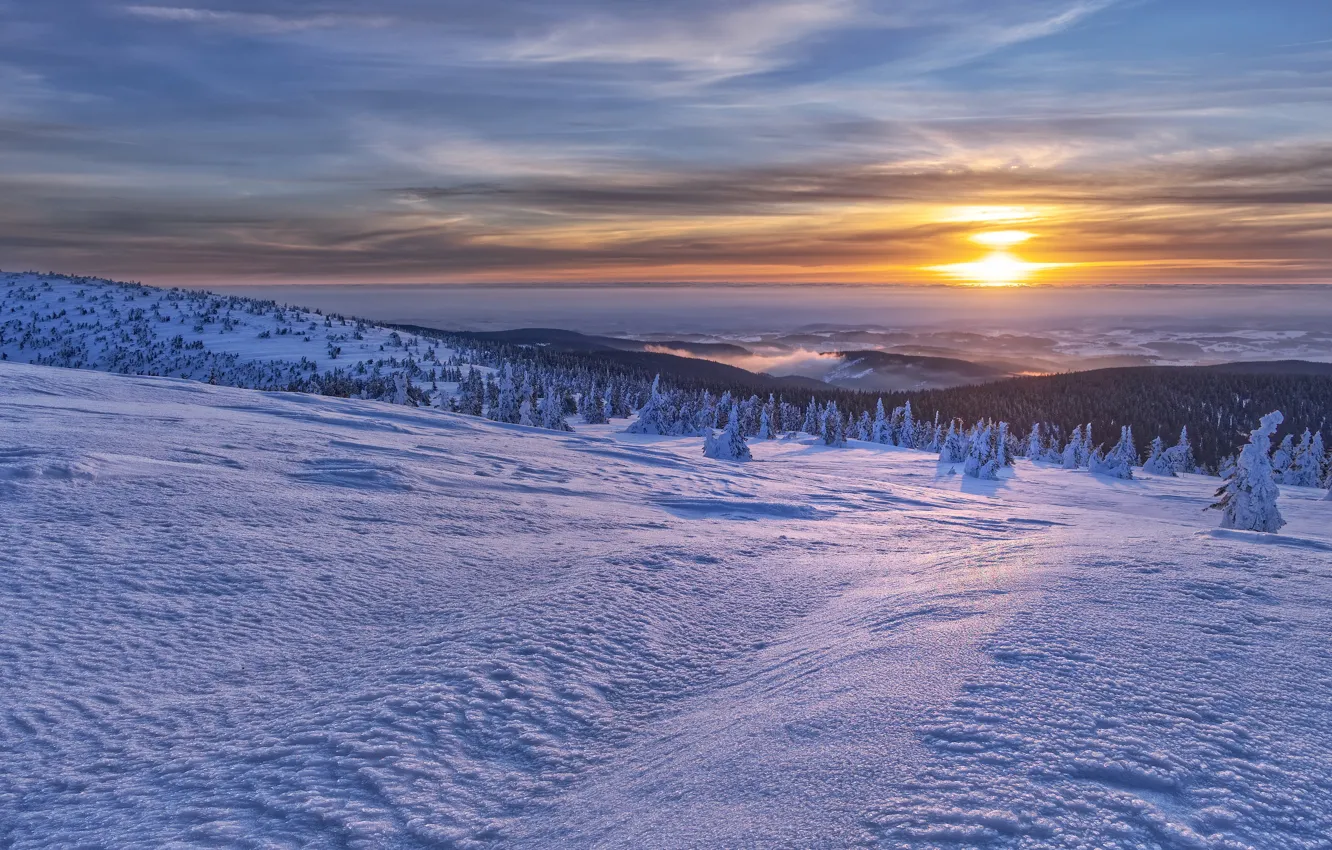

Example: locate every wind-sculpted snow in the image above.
[3,362,1332,848]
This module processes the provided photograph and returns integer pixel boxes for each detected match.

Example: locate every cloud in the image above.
[500,0,858,77]
[122,5,392,33]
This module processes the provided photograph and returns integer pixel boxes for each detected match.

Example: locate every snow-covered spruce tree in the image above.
[1090,426,1134,479]
[1285,429,1321,487]
[490,365,520,424]
[1120,425,1139,467]
[703,402,752,461]
[1271,433,1296,483]
[758,407,774,440]
[940,420,966,463]
[1026,423,1043,461]
[997,421,1015,467]
[900,402,917,449]
[518,397,536,427]
[1143,435,1176,476]
[1311,431,1328,486]
[626,375,670,434]
[454,367,484,416]
[856,411,871,442]
[872,399,888,444]
[581,382,609,424]
[963,422,1000,480]
[1170,426,1197,474]
[713,392,733,428]
[801,398,820,436]
[1062,424,1084,469]
[763,395,777,438]
[539,385,573,431]
[888,406,905,446]
[927,421,944,453]
[821,401,846,447]
[1210,410,1286,533]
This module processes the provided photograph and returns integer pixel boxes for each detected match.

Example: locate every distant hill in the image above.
[823,349,1010,391]
[438,327,750,359]
[1202,360,1332,376]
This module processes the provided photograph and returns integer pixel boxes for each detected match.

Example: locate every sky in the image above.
[2,0,1331,286]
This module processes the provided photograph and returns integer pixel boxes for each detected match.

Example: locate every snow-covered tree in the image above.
[626,375,670,434]
[821,401,846,447]
[899,401,917,449]
[1142,435,1175,476]
[490,365,519,424]
[1170,426,1196,474]
[855,411,871,442]
[997,421,1015,467]
[1119,425,1139,467]
[1026,423,1043,461]
[801,398,820,436]
[1090,426,1134,479]
[1062,425,1084,469]
[1271,433,1296,482]
[1211,410,1286,533]
[963,422,1000,480]
[940,421,966,464]
[757,407,774,440]
[925,421,943,453]
[704,402,752,462]
[581,382,609,424]
[1285,429,1322,487]
[538,385,573,431]
[872,399,888,444]
[454,367,484,416]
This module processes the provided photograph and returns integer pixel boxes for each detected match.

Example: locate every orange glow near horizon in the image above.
[970,230,1035,248]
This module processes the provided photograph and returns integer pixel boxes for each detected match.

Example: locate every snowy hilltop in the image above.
[4,360,1332,848]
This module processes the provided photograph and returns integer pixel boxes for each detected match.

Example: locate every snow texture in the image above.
[4,363,1332,848]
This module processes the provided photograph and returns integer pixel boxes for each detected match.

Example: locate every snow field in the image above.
[3,362,1332,848]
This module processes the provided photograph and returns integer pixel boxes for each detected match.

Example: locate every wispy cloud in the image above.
[122,5,392,34]
[500,0,858,77]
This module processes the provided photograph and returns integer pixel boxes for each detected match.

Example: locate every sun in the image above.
[925,228,1066,286]
[930,252,1047,286]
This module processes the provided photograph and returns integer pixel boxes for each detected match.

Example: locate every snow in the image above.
[4,362,1332,848]
[0,272,467,400]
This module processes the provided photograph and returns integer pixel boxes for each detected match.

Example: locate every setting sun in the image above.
[927,250,1064,286]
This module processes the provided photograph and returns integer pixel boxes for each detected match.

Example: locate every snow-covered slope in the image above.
[4,362,1332,849]
[0,271,461,398]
